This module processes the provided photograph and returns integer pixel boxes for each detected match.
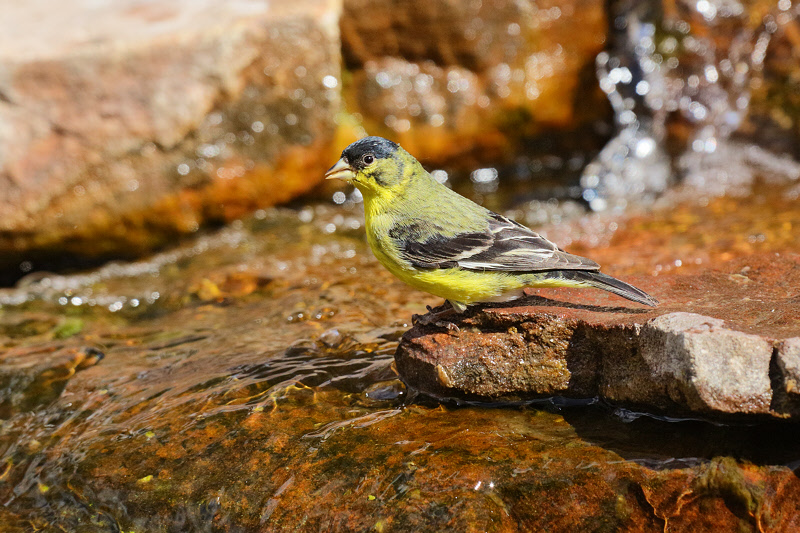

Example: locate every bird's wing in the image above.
[394,213,600,272]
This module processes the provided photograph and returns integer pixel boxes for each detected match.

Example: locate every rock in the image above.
[340,0,609,164]
[0,345,104,418]
[0,0,342,276]
[774,338,800,415]
[396,253,800,420]
[777,338,800,396]
[638,313,773,415]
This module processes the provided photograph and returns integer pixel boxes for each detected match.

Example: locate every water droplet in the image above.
[470,168,498,184]
[704,65,719,84]
[589,198,608,211]
[199,144,220,158]
[298,208,314,223]
[375,72,393,89]
[431,170,449,184]
[635,138,656,158]
[688,102,707,121]
[695,0,717,21]
[322,75,338,89]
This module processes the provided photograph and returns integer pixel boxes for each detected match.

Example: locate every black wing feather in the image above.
[393,213,600,273]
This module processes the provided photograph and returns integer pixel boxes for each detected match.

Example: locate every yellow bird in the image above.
[325,136,657,313]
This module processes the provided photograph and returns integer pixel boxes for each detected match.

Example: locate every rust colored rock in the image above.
[341,0,609,164]
[0,344,103,418]
[0,0,342,273]
[396,254,800,420]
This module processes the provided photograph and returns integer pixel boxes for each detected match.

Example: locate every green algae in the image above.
[52,318,84,339]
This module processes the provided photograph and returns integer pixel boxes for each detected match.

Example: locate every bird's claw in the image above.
[412,305,461,332]
[435,321,460,333]
[412,312,441,326]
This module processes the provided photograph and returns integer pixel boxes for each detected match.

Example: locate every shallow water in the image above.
[0,191,799,530]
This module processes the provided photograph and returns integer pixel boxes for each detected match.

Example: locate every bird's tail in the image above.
[559,270,659,307]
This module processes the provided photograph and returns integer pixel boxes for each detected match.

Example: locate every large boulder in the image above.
[340,0,610,163]
[0,0,343,276]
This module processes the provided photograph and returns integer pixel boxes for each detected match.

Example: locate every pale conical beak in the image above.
[325,158,355,181]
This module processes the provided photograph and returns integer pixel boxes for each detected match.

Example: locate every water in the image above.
[582,0,800,210]
[0,190,799,529]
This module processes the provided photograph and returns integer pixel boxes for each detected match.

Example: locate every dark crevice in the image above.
[769,344,784,413]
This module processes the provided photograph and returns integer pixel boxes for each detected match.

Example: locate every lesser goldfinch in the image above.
[325,136,657,312]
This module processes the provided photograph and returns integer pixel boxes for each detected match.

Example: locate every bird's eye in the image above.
[362,154,374,165]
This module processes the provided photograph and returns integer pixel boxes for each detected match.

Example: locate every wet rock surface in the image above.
[397,185,800,420]
[341,0,609,164]
[0,0,341,273]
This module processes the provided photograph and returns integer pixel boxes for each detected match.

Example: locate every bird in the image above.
[325,136,658,315]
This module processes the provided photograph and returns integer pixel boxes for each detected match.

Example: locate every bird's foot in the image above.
[412,304,461,332]
[435,320,460,334]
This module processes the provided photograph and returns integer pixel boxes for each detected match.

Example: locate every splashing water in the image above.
[582,0,800,211]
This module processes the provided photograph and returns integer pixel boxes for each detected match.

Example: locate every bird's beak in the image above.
[325,158,355,181]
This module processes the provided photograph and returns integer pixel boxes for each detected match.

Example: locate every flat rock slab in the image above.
[396,253,800,420]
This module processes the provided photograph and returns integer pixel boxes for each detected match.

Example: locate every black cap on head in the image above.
[342,136,399,169]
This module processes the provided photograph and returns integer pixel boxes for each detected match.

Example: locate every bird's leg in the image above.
[412,300,464,332]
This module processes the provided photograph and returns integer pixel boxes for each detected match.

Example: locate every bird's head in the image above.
[325,136,416,196]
